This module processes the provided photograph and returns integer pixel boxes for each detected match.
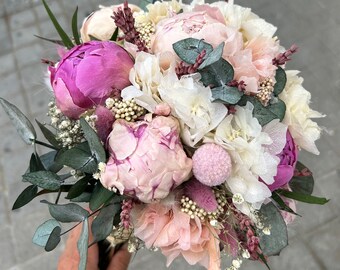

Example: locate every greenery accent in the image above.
[71,7,81,45]
[0,97,36,145]
[173,38,213,64]
[33,219,61,251]
[277,190,329,205]
[23,171,61,191]
[198,42,224,70]
[12,185,38,210]
[289,162,314,195]
[271,191,301,216]
[258,202,288,256]
[200,58,234,87]
[212,85,243,105]
[89,182,115,211]
[36,120,60,149]
[273,67,287,96]
[78,219,89,270]
[42,200,90,222]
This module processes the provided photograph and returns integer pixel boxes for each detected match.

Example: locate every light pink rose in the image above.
[100,116,192,203]
[151,6,242,60]
[229,36,279,93]
[131,200,221,269]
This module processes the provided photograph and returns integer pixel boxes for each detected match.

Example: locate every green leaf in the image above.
[277,190,329,205]
[42,200,89,223]
[66,176,90,199]
[80,118,106,163]
[199,58,234,87]
[110,27,119,42]
[33,219,61,248]
[271,191,301,216]
[71,7,81,45]
[12,185,38,210]
[29,153,45,172]
[273,67,287,96]
[71,192,92,203]
[91,203,120,243]
[0,97,36,144]
[173,38,213,64]
[90,182,115,211]
[40,151,63,173]
[56,142,98,174]
[41,0,74,49]
[34,35,64,45]
[258,252,271,270]
[289,162,314,195]
[45,225,61,252]
[78,219,89,270]
[36,120,60,149]
[240,97,286,126]
[212,85,243,105]
[258,202,288,256]
[23,171,61,191]
[198,42,224,70]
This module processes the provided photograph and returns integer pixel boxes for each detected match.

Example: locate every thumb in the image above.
[107,245,132,270]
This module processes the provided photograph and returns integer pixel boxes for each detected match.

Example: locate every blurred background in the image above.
[0,0,339,269]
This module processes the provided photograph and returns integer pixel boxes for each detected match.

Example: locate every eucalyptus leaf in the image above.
[23,171,61,191]
[0,97,36,144]
[198,42,224,70]
[45,226,61,252]
[289,162,314,195]
[277,190,329,205]
[91,203,120,243]
[199,58,234,87]
[12,185,38,210]
[139,0,153,11]
[36,120,60,148]
[258,202,288,256]
[42,200,89,223]
[71,7,81,45]
[40,151,63,173]
[78,219,89,270]
[273,67,287,96]
[71,192,92,203]
[66,176,91,199]
[80,118,106,163]
[173,38,213,64]
[90,182,115,211]
[42,0,74,49]
[212,85,243,105]
[56,142,98,174]
[33,219,61,247]
[29,153,45,173]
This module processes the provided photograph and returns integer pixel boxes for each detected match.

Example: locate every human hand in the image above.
[58,219,131,270]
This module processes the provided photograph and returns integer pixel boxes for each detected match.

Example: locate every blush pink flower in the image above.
[268,131,299,191]
[229,36,279,93]
[151,6,242,60]
[192,143,232,186]
[100,116,192,203]
[131,200,221,270]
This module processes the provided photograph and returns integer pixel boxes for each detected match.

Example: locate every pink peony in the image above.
[94,106,115,143]
[268,131,299,191]
[131,200,221,269]
[100,116,192,203]
[49,41,133,119]
[151,6,242,60]
[192,143,232,187]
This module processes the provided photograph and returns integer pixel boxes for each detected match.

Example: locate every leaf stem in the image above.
[55,189,62,204]
[33,139,59,150]
[60,220,83,236]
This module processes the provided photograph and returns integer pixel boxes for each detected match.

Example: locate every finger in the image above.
[107,246,132,270]
[58,216,99,270]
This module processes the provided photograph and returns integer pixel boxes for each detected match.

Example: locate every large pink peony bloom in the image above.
[151,5,242,60]
[268,131,299,191]
[131,199,221,269]
[100,116,192,203]
[49,41,133,119]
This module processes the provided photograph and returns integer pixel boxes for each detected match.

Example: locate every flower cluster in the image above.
[1,1,328,270]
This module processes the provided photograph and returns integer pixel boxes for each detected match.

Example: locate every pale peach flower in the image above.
[131,199,221,269]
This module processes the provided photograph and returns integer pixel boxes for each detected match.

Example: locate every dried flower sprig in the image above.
[113,1,149,52]
[272,44,299,66]
[175,50,207,78]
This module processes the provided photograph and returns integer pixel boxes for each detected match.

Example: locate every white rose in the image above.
[279,70,324,155]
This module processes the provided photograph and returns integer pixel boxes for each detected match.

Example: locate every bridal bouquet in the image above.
[1,0,329,269]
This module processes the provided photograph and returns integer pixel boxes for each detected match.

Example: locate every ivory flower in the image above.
[158,72,228,146]
[279,70,324,155]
